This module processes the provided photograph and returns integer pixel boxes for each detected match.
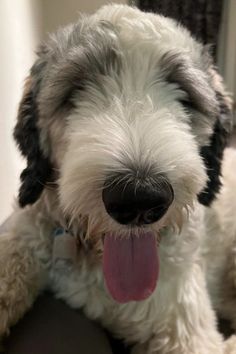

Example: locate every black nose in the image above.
[102,174,174,225]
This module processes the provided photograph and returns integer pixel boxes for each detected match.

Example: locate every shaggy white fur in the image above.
[1,5,236,354]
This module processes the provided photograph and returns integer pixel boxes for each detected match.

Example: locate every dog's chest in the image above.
[49,254,165,342]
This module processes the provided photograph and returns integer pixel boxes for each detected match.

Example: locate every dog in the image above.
[1,4,236,353]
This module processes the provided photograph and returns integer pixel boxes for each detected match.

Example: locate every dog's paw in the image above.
[131,340,225,354]
[224,335,236,354]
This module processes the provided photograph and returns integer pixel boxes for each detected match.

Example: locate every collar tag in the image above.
[52,228,77,269]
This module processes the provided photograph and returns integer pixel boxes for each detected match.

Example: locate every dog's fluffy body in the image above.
[1,5,236,353]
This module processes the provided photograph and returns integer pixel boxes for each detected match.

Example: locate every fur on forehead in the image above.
[38,19,122,118]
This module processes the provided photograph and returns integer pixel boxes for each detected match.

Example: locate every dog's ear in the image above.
[198,74,233,206]
[14,49,53,208]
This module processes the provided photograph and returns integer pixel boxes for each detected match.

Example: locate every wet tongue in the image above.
[103,231,159,303]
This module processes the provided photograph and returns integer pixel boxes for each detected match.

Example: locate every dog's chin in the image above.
[102,228,160,304]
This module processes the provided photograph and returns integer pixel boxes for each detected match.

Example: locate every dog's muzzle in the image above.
[102,174,174,225]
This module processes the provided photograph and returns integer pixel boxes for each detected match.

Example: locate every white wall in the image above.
[41,0,126,35]
[218,0,236,123]
[0,0,42,222]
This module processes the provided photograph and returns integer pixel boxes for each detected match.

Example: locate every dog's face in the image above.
[14,5,232,303]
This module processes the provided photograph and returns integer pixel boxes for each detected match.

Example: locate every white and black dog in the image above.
[1,4,236,353]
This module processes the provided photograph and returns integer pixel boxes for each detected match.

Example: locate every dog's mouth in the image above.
[102,230,159,303]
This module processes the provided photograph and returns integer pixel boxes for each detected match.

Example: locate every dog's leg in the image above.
[0,207,53,339]
[132,336,236,354]
[131,264,232,354]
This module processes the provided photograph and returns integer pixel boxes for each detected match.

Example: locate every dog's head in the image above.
[14,5,232,302]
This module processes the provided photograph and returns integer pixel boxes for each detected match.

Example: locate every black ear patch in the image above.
[198,91,233,206]
[14,76,52,207]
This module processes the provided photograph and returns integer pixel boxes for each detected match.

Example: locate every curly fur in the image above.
[1,5,236,354]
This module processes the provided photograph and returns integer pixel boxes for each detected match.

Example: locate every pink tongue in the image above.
[103,231,159,303]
